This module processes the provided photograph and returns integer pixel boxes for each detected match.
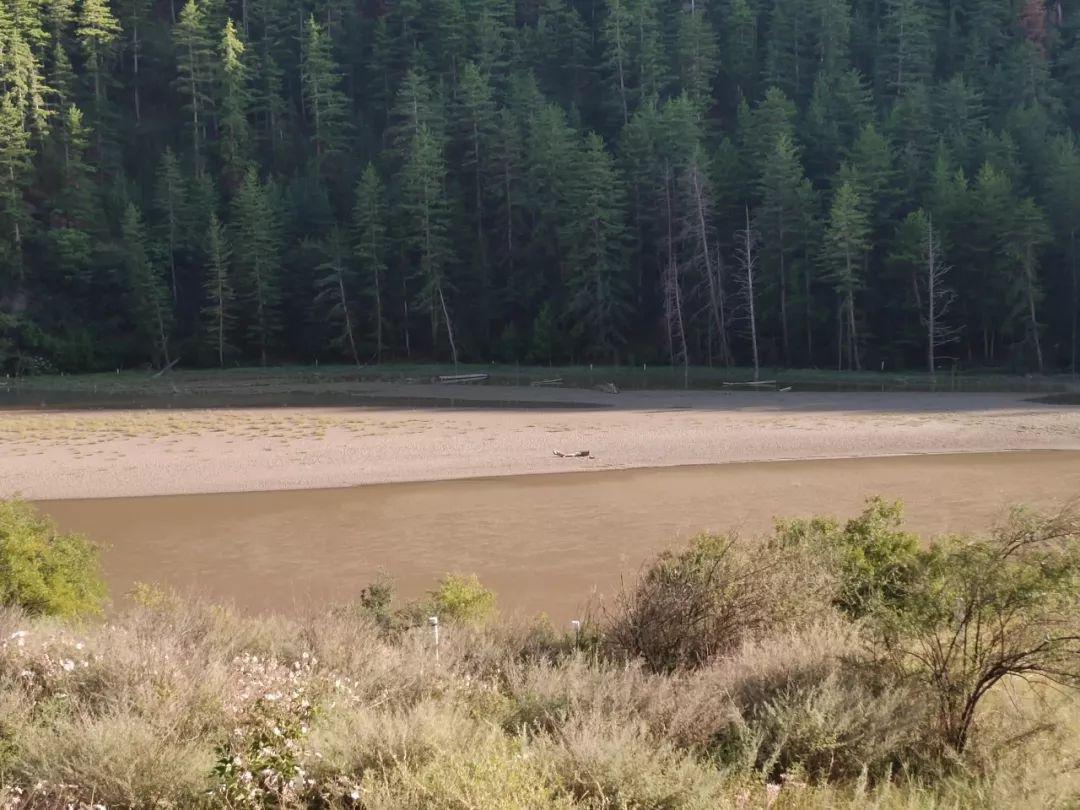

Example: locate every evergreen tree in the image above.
[565,132,629,358]
[232,167,281,365]
[0,93,32,280]
[174,0,215,169]
[400,124,458,364]
[756,132,815,363]
[352,164,388,361]
[216,19,251,180]
[314,226,361,365]
[675,0,720,102]
[153,148,186,302]
[120,203,172,364]
[300,15,349,169]
[75,0,120,139]
[824,180,871,369]
[879,0,935,98]
[201,212,234,366]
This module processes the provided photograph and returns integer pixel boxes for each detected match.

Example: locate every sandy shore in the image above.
[3,384,1080,500]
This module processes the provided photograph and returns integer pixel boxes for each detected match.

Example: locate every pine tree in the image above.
[675,0,720,102]
[824,180,870,370]
[300,15,349,168]
[174,0,215,169]
[232,167,281,365]
[314,226,361,365]
[216,19,251,180]
[454,62,496,285]
[202,212,234,366]
[722,0,757,102]
[600,0,633,125]
[400,124,458,364]
[353,164,388,361]
[880,0,934,98]
[1045,135,1080,373]
[75,0,120,138]
[756,132,815,363]
[153,148,185,303]
[0,93,32,280]
[1009,197,1051,371]
[123,0,150,122]
[121,202,172,364]
[565,132,629,359]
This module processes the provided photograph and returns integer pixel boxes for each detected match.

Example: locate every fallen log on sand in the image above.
[553,449,590,458]
[436,373,489,385]
[722,379,776,388]
[530,377,564,387]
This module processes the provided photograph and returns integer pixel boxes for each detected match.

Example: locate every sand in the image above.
[3,384,1080,500]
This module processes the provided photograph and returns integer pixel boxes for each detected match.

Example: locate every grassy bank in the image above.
[2,499,1080,807]
[2,362,1078,402]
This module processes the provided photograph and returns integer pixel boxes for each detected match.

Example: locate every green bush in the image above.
[0,499,107,617]
[428,573,498,624]
[866,504,1080,754]
[775,496,919,617]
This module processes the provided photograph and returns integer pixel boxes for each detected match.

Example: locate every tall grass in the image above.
[1,500,1079,807]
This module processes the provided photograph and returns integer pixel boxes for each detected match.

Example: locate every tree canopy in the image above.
[1,0,1079,372]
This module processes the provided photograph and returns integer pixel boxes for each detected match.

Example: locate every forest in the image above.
[1,0,1079,373]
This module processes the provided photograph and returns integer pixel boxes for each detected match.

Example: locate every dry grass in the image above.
[0,594,1077,809]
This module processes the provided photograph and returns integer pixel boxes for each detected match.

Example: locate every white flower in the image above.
[61,659,75,672]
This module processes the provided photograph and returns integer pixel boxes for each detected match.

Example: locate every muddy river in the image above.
[37,450,1080,618]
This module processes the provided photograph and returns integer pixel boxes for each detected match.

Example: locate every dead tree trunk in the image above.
[736,206,760,381]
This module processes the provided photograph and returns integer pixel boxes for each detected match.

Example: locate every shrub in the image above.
[775,496,919,617]
[428,573,498,624]
[0,499,106,617]
[607,532,835,672]
[866,503,1080,754]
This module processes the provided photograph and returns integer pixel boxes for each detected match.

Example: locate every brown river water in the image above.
[37,450,1080,619]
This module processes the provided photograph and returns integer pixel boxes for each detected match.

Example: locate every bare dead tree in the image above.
[734,205,761,381]
[920,215,959,377]
[685,156,731,366]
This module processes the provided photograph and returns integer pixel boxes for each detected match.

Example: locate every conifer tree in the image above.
[314,226,361,365]
[300,15,349,168]
[756,132,815,363]
[0,94,32,280]
[216,19,251,180]
[400,124,458,365]
[153,148,185,302]
[120,202,172,364]
[175,0,214,169]
[353,164,388,361]
[202,212,233,366]
[565,132,629,358]
[824,180,870,370]
[232,167,281,365]
[75,0,120,138]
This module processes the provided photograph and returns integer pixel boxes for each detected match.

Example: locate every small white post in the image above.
[570,619,581,647]
[429,615,440,662]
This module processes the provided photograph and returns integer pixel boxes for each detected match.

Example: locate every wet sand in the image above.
[4,387,1079,500]
[37,451,1080,617]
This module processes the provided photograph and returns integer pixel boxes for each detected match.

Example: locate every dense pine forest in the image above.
[1,0,1079,373]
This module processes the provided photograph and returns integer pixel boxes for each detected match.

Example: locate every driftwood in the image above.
[436,373,489,385]
[530,377,564,387]
[596,382,620,394]
[553,450,590,458]
[721,379,776,388]
[151,357,181,378]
